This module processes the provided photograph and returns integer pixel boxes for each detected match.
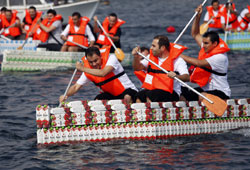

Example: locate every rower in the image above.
[203,0,225,34]
[134,47,149,84]
[34,9,63,51]
[237,5,250,32]
[0,9,22,40]
[21,6,43,40]
[59,46,138,104]
[221,2,238,32]
[60,12,95,52]
[180,4,231,102]
[132,35,190,103]
[93,13,125,53]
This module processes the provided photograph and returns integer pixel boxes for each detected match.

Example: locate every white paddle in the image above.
[96,19,125,61]
[59,40,87,107]
[174,0,208,43]
[224,0,231,42]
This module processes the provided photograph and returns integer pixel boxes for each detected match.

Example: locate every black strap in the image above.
[49,32,63,46]
[241,16,250,24]
[68,33,88,38]
[200,67,227,76]
[147,65,179,75]
[229,18,237,25]
[93,71,125,87]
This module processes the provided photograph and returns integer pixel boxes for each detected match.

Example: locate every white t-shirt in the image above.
[237,8,250,31]
[140,55,189,96]
[204,11,225,24]
[202,53,231,97]
[47,20,63,44]
[77,54,138,92]
[61,24,95,42]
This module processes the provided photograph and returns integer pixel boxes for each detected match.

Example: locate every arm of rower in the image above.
[191,5,203,47]
[76,62,114,77]
[132,46,146,71]
[180,54,211,68]
[93,16,101,33]
[176,73,190,82]
[39,23,57,33]
[59,83,82,103]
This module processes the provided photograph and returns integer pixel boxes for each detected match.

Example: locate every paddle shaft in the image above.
[58,40,87,107]
[67,39,87,49]
[174,0,208,43]
[137,52,213,104]
[96,19,120,54]
[59,69,78,107]
[224,0,231,42]
[19,15,43,49]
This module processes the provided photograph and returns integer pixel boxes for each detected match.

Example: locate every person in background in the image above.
[0,7,7,30]
[132,35,189,103]
[21,6,43,40]
[237,5,250,32]
[59,46,138,104]
[93,13,125,53]
[203,0,225,33]
[60,12,95,52]
[34,9,63,51]
[133,47,149,84]
[0,9,22,40]
[180,4,231,102]
[221,2,238,32]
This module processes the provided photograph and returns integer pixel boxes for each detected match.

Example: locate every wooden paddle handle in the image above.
[137,52,213,104]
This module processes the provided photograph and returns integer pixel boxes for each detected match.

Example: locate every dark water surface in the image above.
[1,0,250,169]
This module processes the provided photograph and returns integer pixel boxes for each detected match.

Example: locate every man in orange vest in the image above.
[204,0,225,33]
[237,5,250,32]
[60,12,95,52]
[134,47,149,84]
[34,9,63,51]
[0,7,7,30]
[0,9,21,40]
[93,13,125,53]
[59,46,138,104]
[222,2,238,32]
[180,5,231,102]
[21,6,42,39]
[132,35,190,103]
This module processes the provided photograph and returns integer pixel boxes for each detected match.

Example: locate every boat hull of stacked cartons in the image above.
[220,32,250,50]
[36,98,250,145]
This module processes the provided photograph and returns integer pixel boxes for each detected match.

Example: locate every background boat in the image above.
[1,0,100,24]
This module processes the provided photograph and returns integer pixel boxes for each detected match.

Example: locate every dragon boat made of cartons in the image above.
[220,32,250,50]
[0,50,132,72]
[36,98,250,145]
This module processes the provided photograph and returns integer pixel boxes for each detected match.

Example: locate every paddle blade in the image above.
[115,48,125,62]
[17,46,23,50]
[201,93,228,117]
[200,23,208,35]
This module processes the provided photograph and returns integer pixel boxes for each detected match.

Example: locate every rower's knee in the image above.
[124,94,132,104]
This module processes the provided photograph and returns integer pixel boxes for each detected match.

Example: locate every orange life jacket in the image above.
[66,16,90,47]
[238,5,250,31]
[221,4,239,29]
[134,70,146,83]
[1,10,21,37]
[24,10,42,39]
[142,43,187,93]
[33,15,62,42]
[96,17,125,45]
[82,46,126,96]
[190,39,230,87]
[207,6,224,28]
